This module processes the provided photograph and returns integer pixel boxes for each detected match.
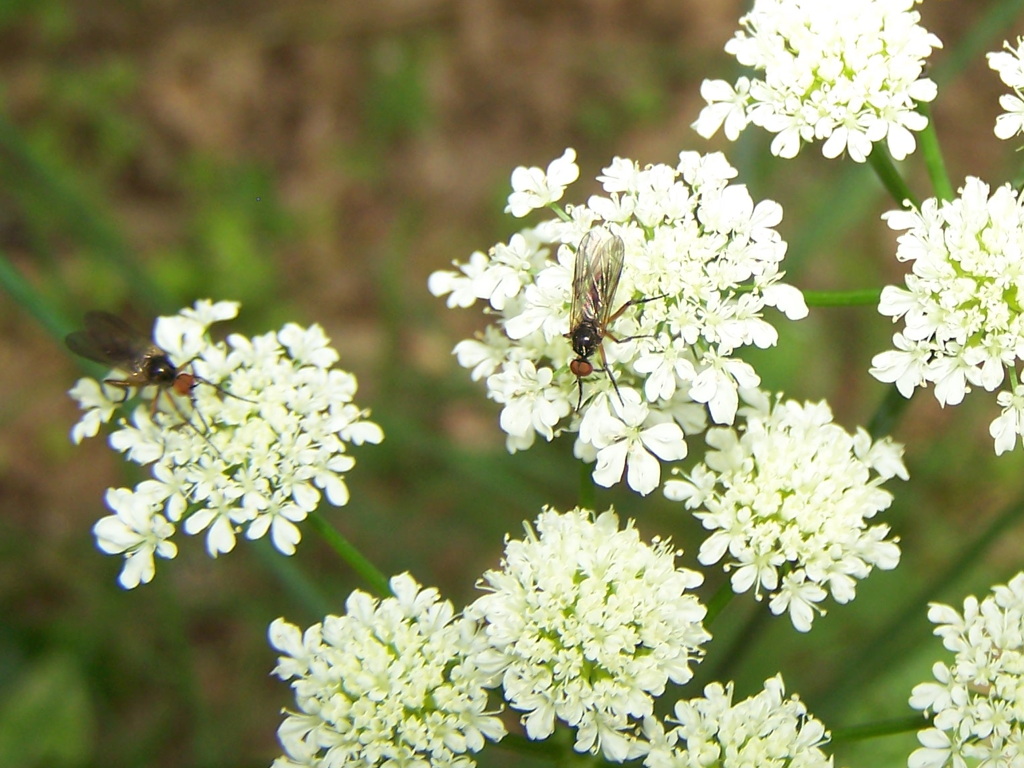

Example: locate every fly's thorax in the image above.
[569,320,601,359]
[145,355,179,387]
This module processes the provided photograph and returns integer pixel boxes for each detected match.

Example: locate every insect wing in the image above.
[570,228,625,329]
[66,311,162,376]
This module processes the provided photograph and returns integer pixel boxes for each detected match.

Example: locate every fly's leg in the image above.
[604,292,669,345]
[596,342,625,406]
[604,293,669,325]
[598,293,669,404]
[157,388,230,461]
[103,379,134,404]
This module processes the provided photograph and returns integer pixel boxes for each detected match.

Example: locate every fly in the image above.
[565,228,664,410]
[65,311,249,435]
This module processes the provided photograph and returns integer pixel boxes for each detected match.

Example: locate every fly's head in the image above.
[172,371,199,398]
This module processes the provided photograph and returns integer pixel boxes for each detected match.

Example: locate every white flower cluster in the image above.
[466,506,711,762]
[909,573,1024,768]
[429,148,807,495]
[870,178,1024,455]
[269,573,505,768]
[643,676,834,768]
[988,38,1024,140]
[71,300,383,588]
[694,0,941,162]
[664,395,906,632]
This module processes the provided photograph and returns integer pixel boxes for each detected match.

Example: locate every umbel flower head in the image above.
[664,394,907,632]
[694,0,941,162]
[269,573,506,768]
[466,506,711,762]
[642,676,835,768]
[909,572,1024,768]
[869,177,1024,455]
[429,148,806,495]
[71,300,383,588]
[988,37,1024,140]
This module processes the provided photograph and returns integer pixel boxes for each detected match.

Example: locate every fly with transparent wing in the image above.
[65,311,252,434]
[66,311,198,403]
[565,228,664,410]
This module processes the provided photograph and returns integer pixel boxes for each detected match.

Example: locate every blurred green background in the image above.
[2,1,1024,766]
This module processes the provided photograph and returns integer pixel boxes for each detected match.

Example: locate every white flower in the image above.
[430,150,805,491]
[270,573,506,768]
[664,397,906,631]
[909,573,1024,768]
[94,486,178,589]
[870,331,934,398]
[506,148,580,218]
[696,0,941,162]
[489,359,573,447]
[68,300,384,587]
[67,377,118,444]
[871,178,1024,454]
[579,389,688,495]
[990,385,1024,455]
[692,77,751,141]
[769,573,829,635]
[642,676,834,768]
[688,352,760,425]
[989,38,1024,140]
[453,330,510,382]
[467,506,710,762]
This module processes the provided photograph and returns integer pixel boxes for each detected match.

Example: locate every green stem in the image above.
[306,510,391,597]
[0,250,74,342]
[830,715,925,744]
[916,102,954,202]
[578,461,596,510]
[867,386,912,440]
[0,115,171,310]
[867,145,918,210]
[548,203,573,223]
[703,579,735,626]
[802,289,882,307]
[251,538,338,617]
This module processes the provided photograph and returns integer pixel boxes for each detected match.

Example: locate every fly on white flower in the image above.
[567,227,664,410]
[69,301,385,587]
[430,150,807,492]
[65,311,252,438]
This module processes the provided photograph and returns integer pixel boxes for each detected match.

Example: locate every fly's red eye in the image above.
[570,359,593,377]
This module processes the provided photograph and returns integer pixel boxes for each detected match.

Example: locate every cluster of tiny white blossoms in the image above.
[71,300,383,588]
[269,573,505,768]
[908,572,1024,768]
[466,506,711,762]
[429,148,807,495]
[693,0,941,162]
[869,177,1024,455]
[664,394,907,632]
[988,38,1024,140]
[642,676,834,768]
